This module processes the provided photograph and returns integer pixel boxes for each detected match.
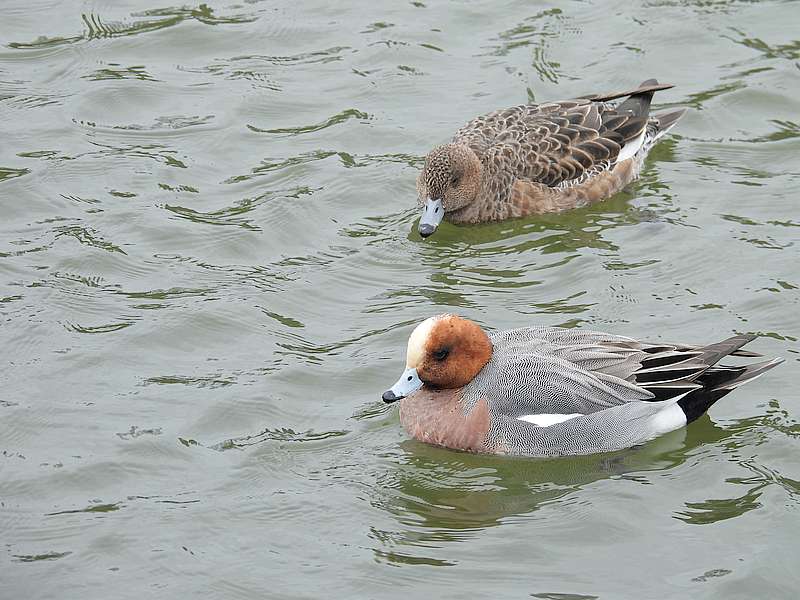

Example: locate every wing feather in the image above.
[451,98,652,190]
[462,351,654,421]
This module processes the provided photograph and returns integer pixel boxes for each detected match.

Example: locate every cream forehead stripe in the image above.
[406,316,441,367]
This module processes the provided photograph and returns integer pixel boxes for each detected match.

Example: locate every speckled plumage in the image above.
[385,316,784,457]
[416,80,686,226]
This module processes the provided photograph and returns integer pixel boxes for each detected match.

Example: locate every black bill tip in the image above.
[382,389,400,403]
[418,223,436,238]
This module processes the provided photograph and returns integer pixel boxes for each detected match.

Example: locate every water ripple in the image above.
[7,6,259,50]
[247,108,370,135]
[1,0,797,596]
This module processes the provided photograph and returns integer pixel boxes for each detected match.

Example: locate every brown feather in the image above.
[418,80,685,225]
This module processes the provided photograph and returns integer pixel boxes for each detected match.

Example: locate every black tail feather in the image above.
[711,358,785,392]
[677,358,783,423]
[633,335,782,424]
[677,388,730,424]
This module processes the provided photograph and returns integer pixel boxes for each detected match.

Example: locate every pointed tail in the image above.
[675,336,783,423]
[650,108,687,142]
[710,357,785,393]
[583,79,674,104]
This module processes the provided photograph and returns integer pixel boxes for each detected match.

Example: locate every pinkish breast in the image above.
[398,388,490,452]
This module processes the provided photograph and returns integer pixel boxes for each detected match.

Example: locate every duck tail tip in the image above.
[677,355,783,423]
[713,357,785,392]
[653,108,688,135]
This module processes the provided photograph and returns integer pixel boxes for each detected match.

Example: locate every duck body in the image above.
[416,79,686,236]
[383,315,782,457]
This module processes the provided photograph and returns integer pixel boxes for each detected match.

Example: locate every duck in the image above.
[381,315,783,456]
[416,79,686,237]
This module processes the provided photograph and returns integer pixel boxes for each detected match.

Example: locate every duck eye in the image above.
[433,348,449,361]
[451,175,459,186]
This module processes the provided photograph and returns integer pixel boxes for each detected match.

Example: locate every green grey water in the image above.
[1,1,798,597]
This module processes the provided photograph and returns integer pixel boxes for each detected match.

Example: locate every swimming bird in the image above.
[382,315,782,456]
[416,79,686,237]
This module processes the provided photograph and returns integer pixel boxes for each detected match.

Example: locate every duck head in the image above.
[417,144,482,238]
[382,314,493,402]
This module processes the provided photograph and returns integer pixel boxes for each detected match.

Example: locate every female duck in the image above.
[382,315,782,456]
[417,79,686,237]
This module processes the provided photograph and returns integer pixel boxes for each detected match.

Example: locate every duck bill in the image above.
[418,198,443,238]
[382,367,422,403]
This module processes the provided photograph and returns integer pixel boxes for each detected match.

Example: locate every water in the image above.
[1,1,798,597]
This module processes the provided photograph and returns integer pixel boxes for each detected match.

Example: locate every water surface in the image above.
[1,1,799,598]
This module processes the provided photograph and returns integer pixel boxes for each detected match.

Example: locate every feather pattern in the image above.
[416,79,687,228]
[457,326,783,456]
[387,315,783,457]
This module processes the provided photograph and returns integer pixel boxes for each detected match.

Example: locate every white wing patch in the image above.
[517,413,582,427]
[615,129,646,163]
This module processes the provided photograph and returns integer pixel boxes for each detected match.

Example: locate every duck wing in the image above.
[487,326,769,400]
[469,327,782,456]
[452,81,669,189]
[489,326,647,381]
[463,337,687,457]
[462,348,655,421]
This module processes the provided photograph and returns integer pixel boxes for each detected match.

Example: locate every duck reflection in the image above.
[370,417,736,566]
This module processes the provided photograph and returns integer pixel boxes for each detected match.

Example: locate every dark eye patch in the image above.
[433,348,450,361]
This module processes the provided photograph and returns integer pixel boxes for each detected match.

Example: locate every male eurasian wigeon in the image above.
[416,79,686,237]
[382,315,782,456]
